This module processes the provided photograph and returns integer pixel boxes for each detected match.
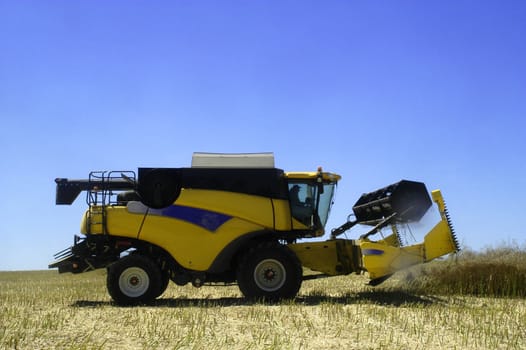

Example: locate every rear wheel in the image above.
[237,242,302,301]
[107,254,162,306]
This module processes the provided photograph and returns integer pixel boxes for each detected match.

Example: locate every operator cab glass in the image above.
[287,182,337,229]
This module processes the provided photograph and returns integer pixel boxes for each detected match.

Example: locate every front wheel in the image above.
[107,254,162,306]
[237,242,302,301]
[154,270,170,299]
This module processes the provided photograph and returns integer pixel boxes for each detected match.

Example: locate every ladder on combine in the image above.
[86,171,136,234]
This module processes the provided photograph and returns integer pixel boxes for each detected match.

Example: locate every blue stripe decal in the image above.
[150,205,231,232]
[362,249,385,256]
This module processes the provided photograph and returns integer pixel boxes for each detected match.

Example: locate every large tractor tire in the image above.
[154,270,170,299]
[237,242,302,301]
[107,254,162,306]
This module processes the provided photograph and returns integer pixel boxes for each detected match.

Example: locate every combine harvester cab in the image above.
[50,153,459,305]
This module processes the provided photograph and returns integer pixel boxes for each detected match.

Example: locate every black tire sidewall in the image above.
[107,254,162,306]
[155,270,170,299]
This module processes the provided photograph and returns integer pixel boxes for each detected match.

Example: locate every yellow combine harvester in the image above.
[50,153,459,305]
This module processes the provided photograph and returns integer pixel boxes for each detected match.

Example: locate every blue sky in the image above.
[1,1,525,270]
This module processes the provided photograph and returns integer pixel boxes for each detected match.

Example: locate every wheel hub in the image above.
[254,259,286,292]
[119,267,150,298]
[264,269,276,281]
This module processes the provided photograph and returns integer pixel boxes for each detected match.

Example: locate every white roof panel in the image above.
[191,152,275,168]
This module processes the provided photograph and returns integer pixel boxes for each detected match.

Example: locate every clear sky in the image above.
[1,1,525,270]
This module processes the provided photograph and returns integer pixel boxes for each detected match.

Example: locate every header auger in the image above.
[50,153,459,305]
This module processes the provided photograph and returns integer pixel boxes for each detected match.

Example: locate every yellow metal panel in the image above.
[81,206,146,238]
[272,199,292,231]
[431,189,446,211]
[360,241,424,279]
[289,239,359,275]
[139,216,263,271]
[289,241,341,275]
[427,189,459,259]
[178,189,275,229]
[80,210,90,234]
[105,207,144,238]
[98,189,274,270]
[90,188,295,271]
[424,220,458,261]
[285,172,341,182]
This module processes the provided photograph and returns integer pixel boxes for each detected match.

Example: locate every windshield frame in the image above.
[287,180,337,230]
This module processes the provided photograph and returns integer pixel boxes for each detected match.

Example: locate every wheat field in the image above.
[1,247,525,349]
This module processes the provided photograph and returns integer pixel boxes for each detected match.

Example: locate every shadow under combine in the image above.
[297,291,443,307]
[73,290,443,308]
